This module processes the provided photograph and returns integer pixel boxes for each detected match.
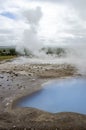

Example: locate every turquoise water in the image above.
[17,78,86,114]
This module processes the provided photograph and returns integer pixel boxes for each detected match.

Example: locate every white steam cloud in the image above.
[16,7,43,56]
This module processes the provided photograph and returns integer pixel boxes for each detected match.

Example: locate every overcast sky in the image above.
[0,0,86,48]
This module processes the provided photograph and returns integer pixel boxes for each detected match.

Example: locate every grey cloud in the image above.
[68,0,86,20]
[28,0,86,19]
[27,0,64,2]
[0,29,12,34]
[0,35,15,46]
[0,0,86,52]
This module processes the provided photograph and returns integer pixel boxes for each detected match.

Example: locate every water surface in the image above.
[17,78,86,114]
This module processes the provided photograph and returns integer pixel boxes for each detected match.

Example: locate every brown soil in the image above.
[0,61,86,130]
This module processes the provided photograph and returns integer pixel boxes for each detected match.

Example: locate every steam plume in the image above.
[16,7,43,56]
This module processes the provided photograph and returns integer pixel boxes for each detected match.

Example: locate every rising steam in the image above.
[16,7,43,56]
[14,5,86,76]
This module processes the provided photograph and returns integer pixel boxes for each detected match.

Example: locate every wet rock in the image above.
[32,79,35,81]
[0,76,4,79]
[28,73,33,76]
[6,102,9,106]
[18,86,22,89]
[15,73,18,76]
[11,79,13,81]
[0,97,3,99]
[8,71,13,74]
[13,125,16,128]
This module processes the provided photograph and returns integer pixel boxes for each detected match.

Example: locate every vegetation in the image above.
[0,46,66,59]
[0,56,16,61]
[41,47,66,57]
[0,47,17,61]
[0,48,17,56]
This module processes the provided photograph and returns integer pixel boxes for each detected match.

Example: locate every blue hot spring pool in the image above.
[16,78,86,114]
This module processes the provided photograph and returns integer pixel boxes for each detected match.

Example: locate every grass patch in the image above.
[0,56,16,61]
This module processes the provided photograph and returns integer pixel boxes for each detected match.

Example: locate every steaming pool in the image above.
[16,78,86,114]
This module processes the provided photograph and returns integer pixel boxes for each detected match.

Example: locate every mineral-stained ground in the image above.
[0,60,86,130]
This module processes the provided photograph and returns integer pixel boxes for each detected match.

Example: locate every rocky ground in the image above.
[0,59,86,130]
